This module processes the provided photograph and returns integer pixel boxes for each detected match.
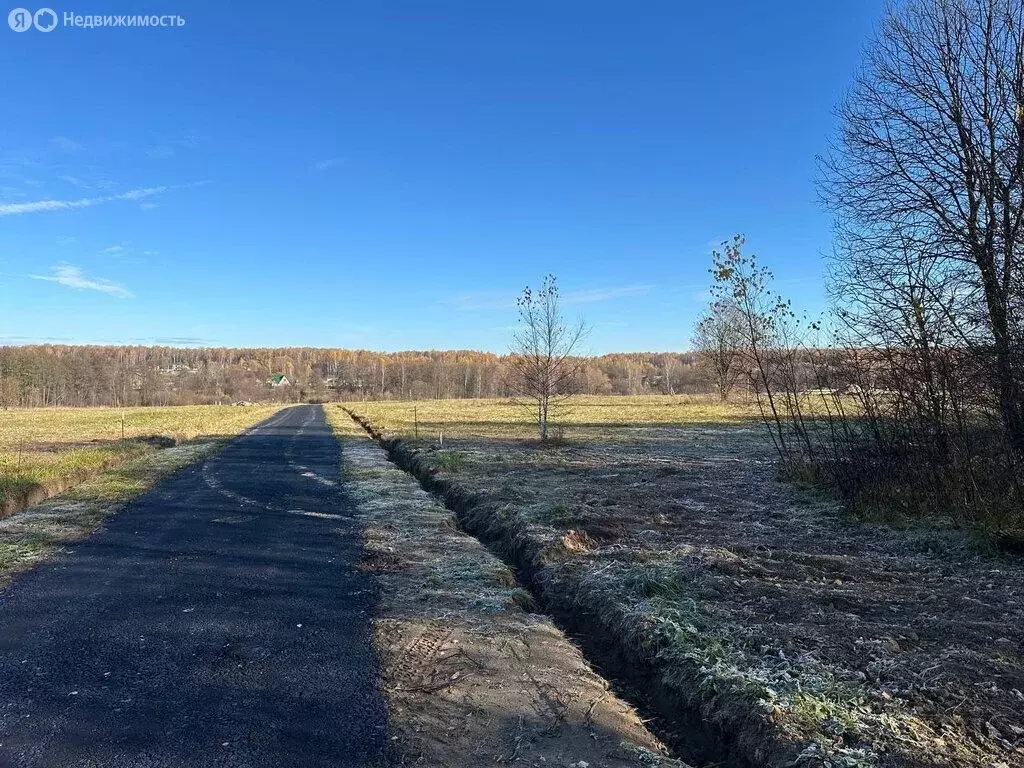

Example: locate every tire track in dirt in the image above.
[388,621,455,692]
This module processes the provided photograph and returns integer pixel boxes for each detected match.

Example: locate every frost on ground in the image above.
[0,442,220,586]
[349,403,1024,768]
[330,413,690,768]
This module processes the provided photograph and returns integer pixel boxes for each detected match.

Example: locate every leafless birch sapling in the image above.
[508,276,588,441]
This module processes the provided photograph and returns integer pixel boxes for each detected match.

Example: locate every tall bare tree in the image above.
[822,0,1024,456]
[508,275,588,441]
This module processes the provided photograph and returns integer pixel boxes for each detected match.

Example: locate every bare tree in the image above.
[508,275,588,441]
[692,298,745,401]
[821,0,1024,456]
[707,236,808,457]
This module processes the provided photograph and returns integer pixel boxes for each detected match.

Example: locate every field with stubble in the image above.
[0,404,284,584]
[344,396,1024,768]
[0,404,283,513]
[350,394,759,442]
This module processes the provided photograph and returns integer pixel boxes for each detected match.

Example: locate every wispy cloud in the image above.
[0,335,77,344]
[314,157,343,171]
[99,243,161,262]
[1,334,212,346]
[29,264,133,298]
[0,186,168,217]
[152,336,211,346]
[0,181,208,217]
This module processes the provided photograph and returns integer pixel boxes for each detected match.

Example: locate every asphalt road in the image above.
[0,404,392,767]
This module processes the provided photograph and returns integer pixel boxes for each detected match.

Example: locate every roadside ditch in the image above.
[343,407,767,768]
[0,440,219,587]
[328,409,691,768]
[0,436,177,519]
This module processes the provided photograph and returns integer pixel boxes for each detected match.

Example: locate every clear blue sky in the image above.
[1,1,884,353]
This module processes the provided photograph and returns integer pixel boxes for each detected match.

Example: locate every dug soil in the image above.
[346,407,1024,768]
[330,415,691,768]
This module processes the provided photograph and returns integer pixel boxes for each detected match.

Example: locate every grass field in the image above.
[0,405,283,511]
[351,394,760,442]
[342,396,1024,768]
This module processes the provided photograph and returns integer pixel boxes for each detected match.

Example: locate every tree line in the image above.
[0,344,707,408]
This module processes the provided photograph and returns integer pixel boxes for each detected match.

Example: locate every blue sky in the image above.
[1,1,884,353]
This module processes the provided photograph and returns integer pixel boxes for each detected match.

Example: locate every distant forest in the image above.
[0,345,705,407]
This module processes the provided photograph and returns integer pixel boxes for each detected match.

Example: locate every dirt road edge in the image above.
[329,409,692,768]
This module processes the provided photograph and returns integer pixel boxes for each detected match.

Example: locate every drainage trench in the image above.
[344,408,748,768]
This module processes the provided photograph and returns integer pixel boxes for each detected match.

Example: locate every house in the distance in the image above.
[267,374,292,388]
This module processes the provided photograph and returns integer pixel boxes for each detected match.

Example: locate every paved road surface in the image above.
[0,405,392,767]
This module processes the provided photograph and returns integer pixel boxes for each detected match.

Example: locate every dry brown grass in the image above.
[347,394,760,443]
[0,405,283,508]
[0,405,284,583]
[0,442,222,585]
[343,398,1024,768]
